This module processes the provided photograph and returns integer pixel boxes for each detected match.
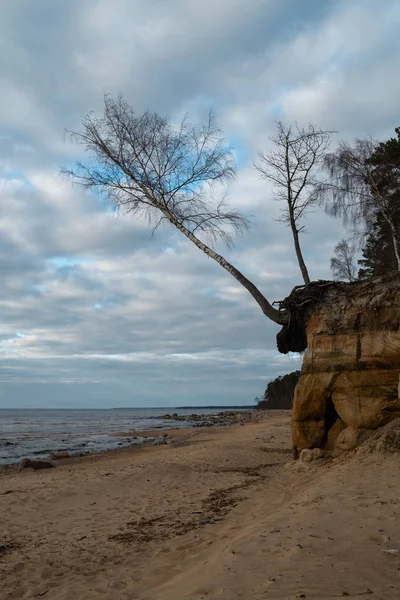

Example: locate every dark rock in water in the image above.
[152,437,168,446]
[18,458,54,472]
[48,451,70,460]
[159,410,253,428]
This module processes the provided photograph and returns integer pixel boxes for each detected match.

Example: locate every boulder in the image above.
[48,451,70,460]
[18,458,54,472]
[299,448,324,463]
[312,448,324,460]
[334,427,373,452]
[299,449,313,463]
[152,437,168,446]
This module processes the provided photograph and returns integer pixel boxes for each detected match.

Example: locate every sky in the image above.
[0,0,399,408]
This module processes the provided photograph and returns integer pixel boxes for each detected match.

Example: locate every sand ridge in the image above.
[1,413,400,599]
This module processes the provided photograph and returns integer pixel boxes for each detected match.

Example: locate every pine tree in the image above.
[358,129,400,278]
[358,210,398,278]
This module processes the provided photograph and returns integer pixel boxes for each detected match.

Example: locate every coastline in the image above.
[2,412,399,599]
[0,409,269,472]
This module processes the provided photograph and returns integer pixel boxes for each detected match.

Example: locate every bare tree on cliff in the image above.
[318,133,400,271]
[63,95,286,325]
[255,122,334,285]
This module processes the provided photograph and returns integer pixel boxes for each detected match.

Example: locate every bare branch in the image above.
[330,239,358,281]
[255,121,335,284]
[63,95,286,325]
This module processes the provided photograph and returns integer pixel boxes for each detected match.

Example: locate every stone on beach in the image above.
[299,448,324,463]
[299,449,313,463]
[18,458,54,472]
[48,451,70,460]
[152,437,168,446]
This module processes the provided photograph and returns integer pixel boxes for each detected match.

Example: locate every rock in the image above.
[18,458,54,472]
[334,427,372,452]
[290,276,400,453]
[152,437,168,446]
[28,585,48,597]
[312,448,324,459]
[325,418,346,450]
[48,451,70,460]
[109,579,125,590]
[357,418,400,454]
[0,542,14,553]
[299,449,313,463]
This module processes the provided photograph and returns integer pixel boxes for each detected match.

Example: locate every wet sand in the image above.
[1,412,400,599]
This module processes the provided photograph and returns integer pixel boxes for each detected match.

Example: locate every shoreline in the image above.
[0,426,198,475]
[0,409,279,472]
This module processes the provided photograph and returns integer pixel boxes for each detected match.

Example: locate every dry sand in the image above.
[1,412,400,600]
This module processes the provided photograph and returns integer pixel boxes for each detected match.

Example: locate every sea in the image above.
[0,407,252,465]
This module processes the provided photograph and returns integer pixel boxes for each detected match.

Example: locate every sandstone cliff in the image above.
[277,275,400,454]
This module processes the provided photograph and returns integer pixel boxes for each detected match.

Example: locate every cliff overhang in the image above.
[277,275,400,454]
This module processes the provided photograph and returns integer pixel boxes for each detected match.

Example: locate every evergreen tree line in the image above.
[255,371,300,410]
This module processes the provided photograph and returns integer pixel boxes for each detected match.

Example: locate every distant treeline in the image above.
[256,370,300,410]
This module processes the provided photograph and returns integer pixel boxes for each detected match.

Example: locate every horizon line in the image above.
[0,404,256,410]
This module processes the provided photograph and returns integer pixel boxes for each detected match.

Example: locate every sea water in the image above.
[0,407,249,465]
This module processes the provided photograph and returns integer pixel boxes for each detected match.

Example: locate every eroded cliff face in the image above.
[282,276,400,454]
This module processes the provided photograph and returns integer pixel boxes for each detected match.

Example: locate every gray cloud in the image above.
[0,0,398,407]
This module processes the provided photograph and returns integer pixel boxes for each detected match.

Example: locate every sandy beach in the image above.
[1,412,400,600]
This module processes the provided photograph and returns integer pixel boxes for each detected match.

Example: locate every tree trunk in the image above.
[163,211,286,325]
[388,219,400,271]
[367,175,400,272]
[289,212,311,285]
[284,140,311,286]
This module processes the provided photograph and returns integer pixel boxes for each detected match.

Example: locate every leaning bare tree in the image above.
[330,238,358,281]
[255,122,334,285]
[318,138,400,271]
[63,95,287,325]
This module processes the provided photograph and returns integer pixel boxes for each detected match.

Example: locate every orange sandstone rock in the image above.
[288,276,400,453]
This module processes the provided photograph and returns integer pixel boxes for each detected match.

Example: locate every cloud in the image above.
[0,0,398,407]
